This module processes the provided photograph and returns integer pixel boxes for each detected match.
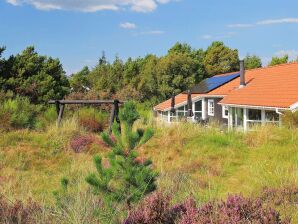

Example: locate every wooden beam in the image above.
[49,99,125,131]
[49,100,125,105]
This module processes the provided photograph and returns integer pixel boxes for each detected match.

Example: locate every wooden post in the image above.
[57,104,65,127]
[55,101,60,115]
[114,100,121,133]
[109,103,116,134]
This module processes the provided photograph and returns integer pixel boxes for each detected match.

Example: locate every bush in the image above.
[0,196,42,223]
[191,195,283,224]
[76,107,108,132]
[124,193,287,224]
[124,192,183,224]
[260,186,298,206]
[0,96,40,130]
[69,134,107,153]
[35,106,57,130]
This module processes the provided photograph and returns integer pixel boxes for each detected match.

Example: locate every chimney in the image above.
[239,60,246,87]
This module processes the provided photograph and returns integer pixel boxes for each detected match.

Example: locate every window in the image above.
[194,100,202,120]
[161,111,168,122]
[248,109,261,121]
[208,99,214,116]
[265,111,279,123]
[222,106,229,119]
[247,109,262,129]
[176,105,187,120]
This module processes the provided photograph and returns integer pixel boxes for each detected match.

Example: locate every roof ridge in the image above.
[245,61,298,72]
[214,61,298,77]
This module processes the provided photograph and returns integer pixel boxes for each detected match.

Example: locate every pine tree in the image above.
[86,101,157,208]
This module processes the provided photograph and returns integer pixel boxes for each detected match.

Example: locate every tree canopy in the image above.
[3,42,288,106]
[269,55,289,66]
[244,54,262,69]
[203,41,239,76]
[0,46,70,103]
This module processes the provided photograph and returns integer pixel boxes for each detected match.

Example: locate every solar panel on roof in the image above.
[186,73,240,94]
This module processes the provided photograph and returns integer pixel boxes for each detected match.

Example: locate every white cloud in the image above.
[275,49,298,61]
[6,0,175,12]
[200,32,236,40]
[137,30,165,35]
[228,17,298,29]
[227,23,254,28]
[257,18,298,25]
[6,0,19,5]
[201,34,213,40]
[120,22,137,29]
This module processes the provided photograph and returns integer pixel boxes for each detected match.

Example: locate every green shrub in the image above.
[35,106,57,130]
[0,96,40,129]
[86,102,157,208]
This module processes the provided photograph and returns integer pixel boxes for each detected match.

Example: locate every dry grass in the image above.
[0,120,297,222]
[139,123,298,221]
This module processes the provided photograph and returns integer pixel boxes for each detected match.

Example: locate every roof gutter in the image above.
[275,108,283,115]
[218,102,288,111]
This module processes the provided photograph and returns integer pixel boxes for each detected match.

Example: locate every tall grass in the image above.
[140,124,298,202]
[0,120,297,222]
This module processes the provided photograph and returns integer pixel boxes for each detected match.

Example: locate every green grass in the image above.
[140,123,298,219]
[0,120,297,222]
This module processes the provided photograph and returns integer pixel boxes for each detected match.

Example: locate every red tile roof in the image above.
[220,62,298,108]
[154,62,298,111]
[154,93,203,111]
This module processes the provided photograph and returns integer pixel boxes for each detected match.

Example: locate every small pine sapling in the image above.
[86,101,157,209]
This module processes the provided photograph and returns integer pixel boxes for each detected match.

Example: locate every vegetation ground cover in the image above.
[0,115,297,223]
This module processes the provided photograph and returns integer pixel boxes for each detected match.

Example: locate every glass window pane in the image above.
[177,106,185,111]
[195,101,202,111]
[194,112,202,120]
[265,111,279,122]
[248,109,261,121]
[177,112,184,117]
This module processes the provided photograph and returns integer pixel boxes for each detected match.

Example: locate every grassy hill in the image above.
[0,119,297,223]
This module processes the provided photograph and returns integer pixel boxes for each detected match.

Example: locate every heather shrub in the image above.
[191,195,284,224]
[0,196,42,224]
[124,192,177,224]
[124,193,287,224]
[260,186,298,206]
[76,107,108,132]
[70,135,94,153]
[69,134,105,153]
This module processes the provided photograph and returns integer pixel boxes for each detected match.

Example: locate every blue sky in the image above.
[1,0,298,74]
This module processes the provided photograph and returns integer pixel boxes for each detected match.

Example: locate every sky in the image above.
[1,0,298,74]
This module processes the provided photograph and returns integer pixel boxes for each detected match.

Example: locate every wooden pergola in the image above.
[48,99,125,133]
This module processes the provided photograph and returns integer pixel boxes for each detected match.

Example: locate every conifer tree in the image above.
[86,101,157,208]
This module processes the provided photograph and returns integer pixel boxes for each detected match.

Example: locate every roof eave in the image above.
[218,102,289,110]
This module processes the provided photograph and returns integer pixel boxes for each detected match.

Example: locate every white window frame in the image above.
[222,105,229,119]
[208,99,214,116]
